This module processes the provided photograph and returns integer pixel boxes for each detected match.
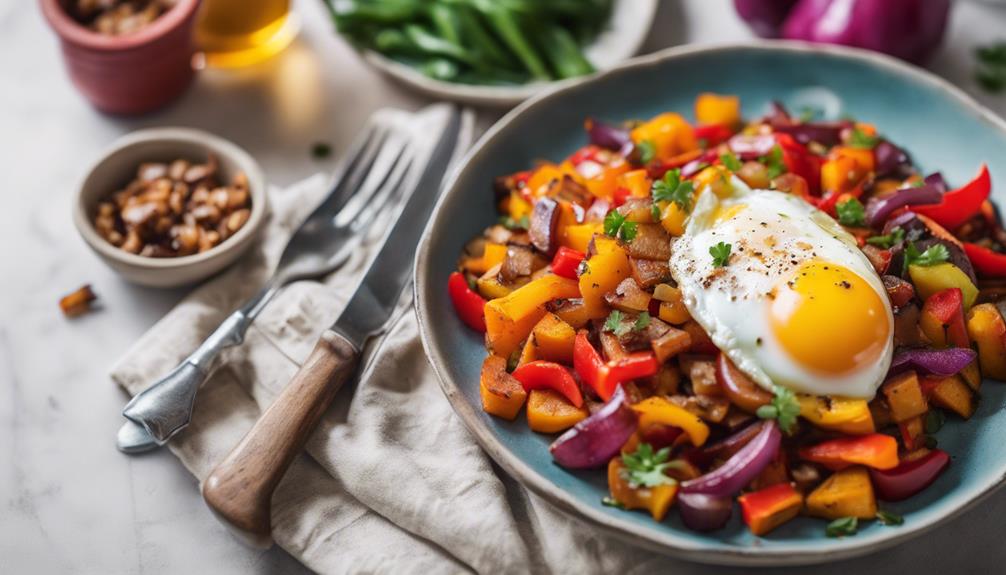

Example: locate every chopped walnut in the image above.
[59,285,98,318]
[92,154,252,258]
[67,0,178,36]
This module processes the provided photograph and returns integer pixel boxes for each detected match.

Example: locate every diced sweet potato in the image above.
[894,304,924,347]
[626,223,672,261]
[882,371,928,423]
[480,355,527,420]
[966,303,1006,381]
[607,457,678,521]
[546,297,592,329]
[527,389,588,433]
[669,394,730,424]
[604,277,652,313]
[681,320,717,354]
[899,415,925,451]
[653,284,691,325]
[806,467,877,520]
[651,327,692,364]
[925,375,975,419]
[529,313,576,364]
[579,236,632,318]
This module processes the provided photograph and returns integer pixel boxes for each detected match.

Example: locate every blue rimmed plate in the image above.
[414,41,1006,566]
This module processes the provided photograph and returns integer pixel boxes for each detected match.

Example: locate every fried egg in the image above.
[668,177,894,399]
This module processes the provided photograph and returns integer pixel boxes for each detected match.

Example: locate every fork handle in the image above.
[201,329,359,547]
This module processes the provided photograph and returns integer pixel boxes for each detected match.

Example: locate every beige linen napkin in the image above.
[110,117,681,574]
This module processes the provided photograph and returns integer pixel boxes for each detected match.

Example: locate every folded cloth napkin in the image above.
[111,125,688,574]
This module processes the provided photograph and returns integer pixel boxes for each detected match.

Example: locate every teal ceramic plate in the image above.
[414,42,1006,566]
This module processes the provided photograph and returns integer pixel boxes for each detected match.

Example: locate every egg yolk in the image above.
[768,261,891,375]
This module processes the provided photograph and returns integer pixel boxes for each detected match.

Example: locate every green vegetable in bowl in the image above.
[325,0,612,85]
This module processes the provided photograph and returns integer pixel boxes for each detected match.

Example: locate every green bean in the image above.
[479,5,551,80]
[429,4,462,46]
[420,58,461,81]
[455,6,514,68]
[539,25,594,80]
[404,24,476,65]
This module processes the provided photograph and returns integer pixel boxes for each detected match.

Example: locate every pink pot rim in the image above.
[40,0,201,52]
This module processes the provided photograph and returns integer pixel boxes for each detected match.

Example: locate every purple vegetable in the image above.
[766,100,792,124]
[772,121,848,147]
[586,118,631,152]
[883,210,927,238]
[874,140,913,178]
[549,386,638,469]
[889,347,977,378]
[864,184,942,227]
[584,199,610,223]
[681,420,781,497]
[925,172,948,194]
[728,134,777,159]
[735,0,950,64]
[677,493,733,532]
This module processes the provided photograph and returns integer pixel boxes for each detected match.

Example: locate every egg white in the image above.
[668,177,894,399]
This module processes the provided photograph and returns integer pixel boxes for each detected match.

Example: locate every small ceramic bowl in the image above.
[74,128,268,288]
[40,0,200,115]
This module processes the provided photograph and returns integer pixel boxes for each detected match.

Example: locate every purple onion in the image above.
[772,121,848,146]
[925,172,949,194]
[677,493,733,532]
[586,118,631,152]
[728,134,778,160]
[681,421,781,497]
[889,348,978,378]
[780,0,951,64]
[883,210,927,237]
[733,0,799,37]
[550,386,638,469]
[766,100,792,124]
[865,184,942,227]
[874,140,913,178]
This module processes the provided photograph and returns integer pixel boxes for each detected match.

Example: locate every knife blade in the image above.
[200,105,466,548]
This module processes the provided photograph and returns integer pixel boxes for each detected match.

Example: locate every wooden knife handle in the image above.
[202,329,359,547]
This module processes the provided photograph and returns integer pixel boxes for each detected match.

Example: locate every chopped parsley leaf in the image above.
[836,198,867,227]
[904,242,950,269]
[826,517,859,538]
[720,151,742,173]
[652,168,695,211]
[604,210,638,242]
[866,227,905,249]
[634,311,651,332]
[760,145,786,179]
[848,127,879,150]
[876,510,904,526]
[756,386,801,434]
[710,241,732,267]
[637,139,657,164]
[499,215,530,230]
[621,443,678,488]
[604,309,628,336]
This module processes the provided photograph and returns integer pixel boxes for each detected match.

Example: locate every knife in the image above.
[201,105,465,547]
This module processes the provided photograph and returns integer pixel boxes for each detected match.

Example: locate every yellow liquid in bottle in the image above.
[195,0,298,68]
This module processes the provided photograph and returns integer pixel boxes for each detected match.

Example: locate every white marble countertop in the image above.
[3,0,1006,573]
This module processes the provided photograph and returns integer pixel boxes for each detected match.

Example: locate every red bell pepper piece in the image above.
[511,361,584,408]
[913,164,992,230]
[572,331,658,401]
[694,124,734,147]
[447,272,487,332]
[870,449,951,501]
[738,482,803,536]
[798,433,899,471]
[550,247,586,280]
[775,133,822,195]
[963,242,1006,278]
[922,288,968,347]
[612,186,631,207]
[569,145,603,166]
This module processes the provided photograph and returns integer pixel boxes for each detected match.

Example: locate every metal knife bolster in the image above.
[330,106,464,350]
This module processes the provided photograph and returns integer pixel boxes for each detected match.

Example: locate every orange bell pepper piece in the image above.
[485,274,580,357]
[616,169,652,199]
[512,361,584,408]
[630,112,697,162]
[695,93,741,128]
[572,331,658,401]
[631,397,710,447]
[607,457,678,521]
[967,303,1006,380]
[578,236,631,318]
[798,433,899,471]
[738,483,803,536]
[527,389,588,433]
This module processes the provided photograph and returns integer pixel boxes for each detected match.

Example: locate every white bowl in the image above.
[361,0,658,107]
[73,128,268,288]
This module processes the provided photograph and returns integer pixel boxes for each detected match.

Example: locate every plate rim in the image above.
[414,40,1006,566]
[358,0,659,107]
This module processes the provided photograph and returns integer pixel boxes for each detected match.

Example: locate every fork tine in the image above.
[332,128,412,228]
[349,144,416,234]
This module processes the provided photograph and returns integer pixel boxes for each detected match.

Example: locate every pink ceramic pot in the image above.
[40,0,201,115]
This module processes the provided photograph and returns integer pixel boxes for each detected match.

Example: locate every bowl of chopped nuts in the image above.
[74,127,268,287]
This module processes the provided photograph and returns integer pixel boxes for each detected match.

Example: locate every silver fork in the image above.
[117,111,417,454]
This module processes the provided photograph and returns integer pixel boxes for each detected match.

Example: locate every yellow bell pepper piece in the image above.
[909,263,979,310]
[584,161,631,200]
[692,165,733,198]
[617,169,652,199]
[485,274,580,357]
[630,112,697,161]
[659,202,688,236]
[798,395,875,435]
[695,93,741,127]
[967,303,1006,380]
[631,396,710,447]
[561,223,601,253]
[507,191,533,220]
[526,162,582,198]
[578,236,632,318]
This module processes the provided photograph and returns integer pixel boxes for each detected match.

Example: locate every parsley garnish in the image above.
[651,203,662,221]
[759,145,786,179]
[836,198,867,227]
[634,311,651,331]
[604,310,628,336]
[603,210,638,241]
[652,168,694,211]
[710,242,732,267]
[621,443,677,488]
[756,386,801,434]
[976,43,1006,94]
[637,139,657,164]
[866,227,905,249]
[876,510,904,526]
[499,215,530,230]
[904,242,950,268]
[720,151,742,173]
[848,128,879,150]
[826,517,859,538]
